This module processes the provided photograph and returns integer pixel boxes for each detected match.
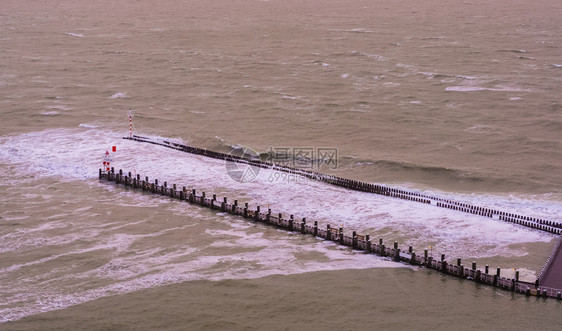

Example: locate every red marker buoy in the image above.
[112,146,116,152]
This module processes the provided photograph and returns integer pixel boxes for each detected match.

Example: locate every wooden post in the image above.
[339,226,343,244]
[485,265,489,274]
[314,221,318,236]
[289,215,294,231]
[326,225,331,240]
[301,218,306,234]
[472,261,476,270]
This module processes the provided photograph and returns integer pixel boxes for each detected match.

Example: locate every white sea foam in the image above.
[110,92,127,98]
[445,85,530,92]
[0,128,556,258]
[45,104,72,111]
[66,32,84,38]
[40,111,60,116]
[0,128,559,323]
[79,123,98,128]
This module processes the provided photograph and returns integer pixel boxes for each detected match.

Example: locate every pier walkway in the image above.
[538,234,562,296]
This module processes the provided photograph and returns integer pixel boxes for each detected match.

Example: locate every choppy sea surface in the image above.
[1,0,561,329]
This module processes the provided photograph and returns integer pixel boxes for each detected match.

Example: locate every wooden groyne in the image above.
[124,134,562,235]
[99,168,562,299]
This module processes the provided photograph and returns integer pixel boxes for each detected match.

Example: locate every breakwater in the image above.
[124,135,562,235]
[99,168,562,299]
[538,233,562,296]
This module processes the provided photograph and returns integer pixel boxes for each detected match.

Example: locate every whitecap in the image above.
[79,123,98,129]
[445,86,529,92]
[66,32,84,38]
[40,111,60,116]
[46,105,72,111]
[110,92,127,99]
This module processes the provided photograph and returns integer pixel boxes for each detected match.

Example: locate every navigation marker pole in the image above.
[128,109,134,138]
[103,150,111,173]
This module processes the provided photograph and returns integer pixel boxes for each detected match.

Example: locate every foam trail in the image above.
[0,127,560,322]
[0,127,557,259]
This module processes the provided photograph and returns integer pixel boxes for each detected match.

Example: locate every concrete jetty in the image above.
[538,234,562,298]
[99,168,562,299]
[124,134,562,235]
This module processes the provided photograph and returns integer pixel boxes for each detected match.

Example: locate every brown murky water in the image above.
[1,0,561,329]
